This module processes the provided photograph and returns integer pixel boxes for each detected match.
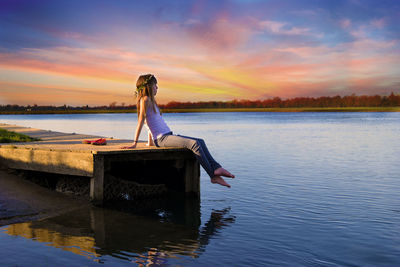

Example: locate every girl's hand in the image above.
[121,142,137,149]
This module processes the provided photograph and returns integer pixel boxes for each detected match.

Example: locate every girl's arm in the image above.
[147,131,155,146]
[122,97,147,149]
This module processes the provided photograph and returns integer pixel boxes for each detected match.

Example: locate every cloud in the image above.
[0,45,169,83]
[259,20,312,36]
[340,19,352,29]
[183,16,254,52]
[370,18,385,29]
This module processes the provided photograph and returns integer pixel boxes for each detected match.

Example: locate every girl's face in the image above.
[151,82,158,96]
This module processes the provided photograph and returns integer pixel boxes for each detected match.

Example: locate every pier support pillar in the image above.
[184,159,200,196]
[90,155,104,205]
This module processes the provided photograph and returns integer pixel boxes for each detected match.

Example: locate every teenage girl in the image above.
[121,74,235,188]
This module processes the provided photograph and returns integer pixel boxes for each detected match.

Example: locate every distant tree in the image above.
[109,102,117,109]
[388,92,399,106]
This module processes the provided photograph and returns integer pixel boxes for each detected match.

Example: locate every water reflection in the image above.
[3,197,235,264]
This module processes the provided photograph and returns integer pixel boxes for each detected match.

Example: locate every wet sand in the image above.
[0,166,91,227]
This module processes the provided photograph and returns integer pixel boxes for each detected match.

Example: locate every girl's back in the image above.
[144,101,171,140]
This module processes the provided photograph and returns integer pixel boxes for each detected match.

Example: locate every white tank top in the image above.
[145,105,171,140]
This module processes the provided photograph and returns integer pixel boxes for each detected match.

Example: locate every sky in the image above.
[0,0,399,106]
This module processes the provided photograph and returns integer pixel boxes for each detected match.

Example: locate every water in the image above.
[1,112,399,266]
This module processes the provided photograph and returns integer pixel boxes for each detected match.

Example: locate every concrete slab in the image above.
[0,123,167,152]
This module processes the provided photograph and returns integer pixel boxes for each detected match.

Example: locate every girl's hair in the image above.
[135,74,159,117]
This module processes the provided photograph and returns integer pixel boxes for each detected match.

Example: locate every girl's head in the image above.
[136,74,158,98]
[135,74,159,116]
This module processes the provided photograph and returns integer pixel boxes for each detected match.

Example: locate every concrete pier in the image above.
[0,124,200,204]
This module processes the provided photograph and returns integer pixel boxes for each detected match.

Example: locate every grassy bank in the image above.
[0,107,399,115]
[0,129,40,143]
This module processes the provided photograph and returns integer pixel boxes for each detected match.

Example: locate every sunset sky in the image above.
[1,0,399,106]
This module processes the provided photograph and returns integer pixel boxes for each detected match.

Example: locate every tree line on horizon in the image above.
[162,92,400,109]
[1,93,399,112]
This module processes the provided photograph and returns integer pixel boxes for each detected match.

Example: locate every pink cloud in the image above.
[0,46,166,83]
[183,15,254,51]
[340,19,351,29]
[370,18,385,29]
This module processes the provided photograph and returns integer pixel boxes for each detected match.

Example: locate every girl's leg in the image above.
[178,135,234,179]
[157,134,219,179]
[176,135,222,171]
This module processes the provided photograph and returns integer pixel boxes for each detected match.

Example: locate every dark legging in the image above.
[156,133,221,179]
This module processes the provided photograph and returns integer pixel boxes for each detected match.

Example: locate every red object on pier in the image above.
[82,138,107,145]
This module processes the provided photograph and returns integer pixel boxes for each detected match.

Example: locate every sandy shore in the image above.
[0,166,91,227]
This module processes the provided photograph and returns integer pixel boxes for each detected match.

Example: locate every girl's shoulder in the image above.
[140,96,151,105]
[140,96,157,112]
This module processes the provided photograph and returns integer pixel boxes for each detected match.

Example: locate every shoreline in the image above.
[0,107,399,115]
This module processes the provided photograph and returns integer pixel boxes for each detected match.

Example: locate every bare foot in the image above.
[214,167,235,178]
[211,176,231,188]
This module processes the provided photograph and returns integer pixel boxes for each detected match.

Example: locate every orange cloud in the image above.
[0,81,134,106]
[0,48,140,82]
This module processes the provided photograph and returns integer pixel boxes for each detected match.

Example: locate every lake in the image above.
[0,112,399,266]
